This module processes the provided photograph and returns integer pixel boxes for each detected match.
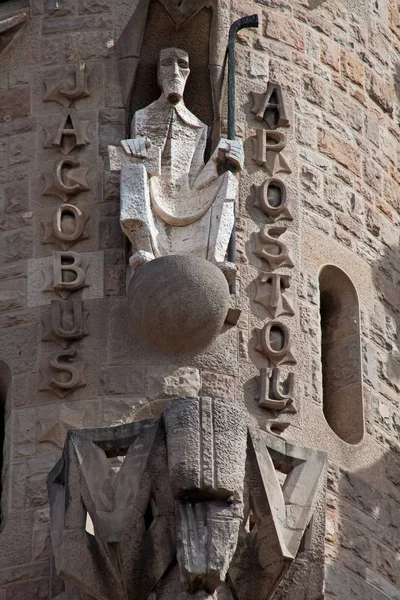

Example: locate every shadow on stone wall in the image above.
[322,240,400,599]
[323,451,400,600]
[393,62,400,101]
[307,0,329,8]
[370,242,400,418]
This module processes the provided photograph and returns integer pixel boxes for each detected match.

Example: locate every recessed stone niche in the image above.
[319,265,364,445]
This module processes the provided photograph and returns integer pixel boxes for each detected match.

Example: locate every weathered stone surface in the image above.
[4,578,49,599]
[27,251,104,306]
[9,134,34,165]
[13,408,36,458]
[32,508,51,561]
[164,397,247,501]
[0,511,34,569]
[0,87,30,123]
[263,12,305,51]
[156,0,211,29]
[102,396,149,427]
[0,561,49,587]
[3,180,29,213]
[320,38,340,71]
[27,474,49,507]
[200,371,235,399]
[38,402,90,449]
[0,13,29,60]
[341,49,365,86]
[79,0,111,13]
[302,74,328,109]
[318,128,361,175]
[0,117,35,138]
[104,263,125,296]
[366,71,393,114]
[0,279,25,313]
[98,218,124,249]
[0,3,397,600]
[100,365,145,395]
[127,256,230,355]
[44,0,75,16]
[1,230,33,264]
[146,366,201,399]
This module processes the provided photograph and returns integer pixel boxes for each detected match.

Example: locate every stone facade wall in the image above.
[0,0,398,598]
[231,1,400,599]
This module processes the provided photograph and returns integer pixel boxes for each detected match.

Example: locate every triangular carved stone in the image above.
[229,429,326,600]
[47,419,176,600]
[0,13,28,57]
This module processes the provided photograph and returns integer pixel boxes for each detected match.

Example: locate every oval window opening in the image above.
[319,266,364,444]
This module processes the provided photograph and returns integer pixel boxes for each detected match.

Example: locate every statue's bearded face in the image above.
[158,48,190,103]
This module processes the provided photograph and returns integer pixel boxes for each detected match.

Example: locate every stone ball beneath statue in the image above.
[127,255,230,354]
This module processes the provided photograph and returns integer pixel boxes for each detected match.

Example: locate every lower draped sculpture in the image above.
[47,396,326,600]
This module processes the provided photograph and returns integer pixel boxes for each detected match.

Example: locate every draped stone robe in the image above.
[120,94,237,262]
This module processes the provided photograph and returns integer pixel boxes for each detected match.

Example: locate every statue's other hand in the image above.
[217,138,244,172]
[121,137,151,158]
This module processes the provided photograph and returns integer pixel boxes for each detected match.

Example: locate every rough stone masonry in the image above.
[0,0,398,599]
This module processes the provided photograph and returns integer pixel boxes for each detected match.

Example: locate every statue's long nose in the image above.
[172,59,180,76]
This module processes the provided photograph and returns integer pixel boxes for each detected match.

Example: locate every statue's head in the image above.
[158,47,190,103]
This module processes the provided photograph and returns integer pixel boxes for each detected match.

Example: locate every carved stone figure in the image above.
[257,367,295,410]
[115,0,225,126]
[47,396,326,600]
[252,129,291,176]
[253,179,292,222]
[255,225,294,270]
[109,48,243,279]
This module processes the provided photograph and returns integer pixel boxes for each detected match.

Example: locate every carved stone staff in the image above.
[227,14,259,293]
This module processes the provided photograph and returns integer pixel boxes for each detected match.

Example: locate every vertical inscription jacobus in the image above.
[39,63,92,400]
[249,83,296,431]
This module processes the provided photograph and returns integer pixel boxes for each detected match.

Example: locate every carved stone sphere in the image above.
[127,255,230,354]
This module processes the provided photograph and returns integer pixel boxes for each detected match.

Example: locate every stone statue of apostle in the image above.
[108,47,244,281]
